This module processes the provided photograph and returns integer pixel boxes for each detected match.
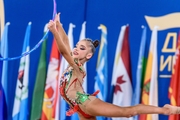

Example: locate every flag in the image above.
[30,24,48,120]
[95,24,108,101]
[59,23,75,120]
[168,32,180,120]
[1,22,9,108]
[41,37,60,120]
[0,0,5,39]
[0,22,9,120]
[109,25,126,104]
[71,21,86,120]
[131,26,147,120]
[0,56,6,120]
[12,22,31,120]
[111,25,132,120]
[94,24,108,120]
[139,26,159,120]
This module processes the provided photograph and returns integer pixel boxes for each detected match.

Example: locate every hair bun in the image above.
[93,40,99,48]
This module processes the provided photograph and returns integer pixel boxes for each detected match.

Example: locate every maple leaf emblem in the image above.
[114,76,126,94]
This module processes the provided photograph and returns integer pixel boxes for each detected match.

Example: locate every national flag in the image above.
[109,25,126,104]
[95,24,108,101]
[0,55,6,120]
[0,22,9,120]
[41,37,60,120]
[111,25,132,120]
[30,24,48,120]
[1,22,9,109]
[94,24,108,120]
[59,23,75,120]
[131,26,147,120]
[139,26,159,120]
[0,0,5,39]
[12,22,31,120]
[168,32,180,120]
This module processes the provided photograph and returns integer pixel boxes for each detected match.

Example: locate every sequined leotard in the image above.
[60,59,99,118]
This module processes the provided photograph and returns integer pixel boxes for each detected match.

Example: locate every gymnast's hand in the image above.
[54,13,62,28]
[47,20,56,33]
[54,13,60,23]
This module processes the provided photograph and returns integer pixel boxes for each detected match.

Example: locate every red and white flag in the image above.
[111,25,132,120]
[41,39,60,120]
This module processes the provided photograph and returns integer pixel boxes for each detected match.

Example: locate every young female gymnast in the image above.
[47,13,180,120]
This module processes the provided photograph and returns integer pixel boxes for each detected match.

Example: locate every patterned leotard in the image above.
[60,59,99,118]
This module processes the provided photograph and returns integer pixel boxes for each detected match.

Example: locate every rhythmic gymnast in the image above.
[47,13,180,120]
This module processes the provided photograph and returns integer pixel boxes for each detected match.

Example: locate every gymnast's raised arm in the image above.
[54,13,72,53]
[47,15,79,72]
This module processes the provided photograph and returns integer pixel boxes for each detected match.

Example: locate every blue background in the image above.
[3,0,180,120]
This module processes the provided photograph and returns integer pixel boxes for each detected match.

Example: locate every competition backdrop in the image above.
[1,0,180,120]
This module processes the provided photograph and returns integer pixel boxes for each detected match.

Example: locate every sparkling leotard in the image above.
[60,59,99,118]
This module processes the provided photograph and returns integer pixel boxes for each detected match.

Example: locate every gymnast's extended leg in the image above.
[79,96,180,118]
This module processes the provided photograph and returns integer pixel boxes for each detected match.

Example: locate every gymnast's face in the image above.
[72,40,93,60]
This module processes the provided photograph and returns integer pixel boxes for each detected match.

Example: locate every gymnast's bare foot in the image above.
[163,104,180,115]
